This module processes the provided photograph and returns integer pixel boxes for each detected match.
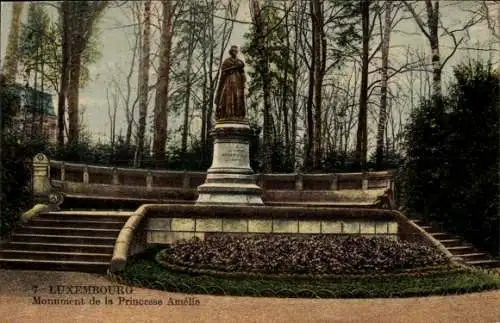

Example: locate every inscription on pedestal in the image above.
[221,147,246,164]
[212,142,249,168]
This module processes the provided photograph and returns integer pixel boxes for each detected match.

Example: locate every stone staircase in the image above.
[410,218,500,268]
[0,211,131,273]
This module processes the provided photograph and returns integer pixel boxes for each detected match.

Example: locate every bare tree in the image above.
[290,0,308,170]
[181,5,198,155]
[2,3,25,83]
[135,0,151,167]
[106,87,118,148]
[311,0,327,170]
[121,2,141,147]
[249,0,273,172]
[57,1,70,148]
[282,0,292,164]
[64,1,108,146]
[152,0,177,166]
[403,0,484,101]
[375,1,392,168]
[404,0,442,99]
[355,0,370,170]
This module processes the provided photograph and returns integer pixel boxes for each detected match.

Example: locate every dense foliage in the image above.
[39,120,400,173]
[111,246,500,298]
[158,235,448,275]
[0,76,49,235]
[403,60,499,255]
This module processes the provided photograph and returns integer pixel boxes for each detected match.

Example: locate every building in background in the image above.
[10,84,56,145]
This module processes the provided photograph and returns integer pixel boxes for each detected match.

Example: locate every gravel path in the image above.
[0,269,499,323]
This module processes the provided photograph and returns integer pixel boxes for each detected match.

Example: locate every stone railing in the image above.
[31,153,395,206]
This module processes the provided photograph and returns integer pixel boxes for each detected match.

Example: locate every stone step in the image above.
[438,239,463,247]
[465,259,500,268]
[4,242,114,254]
[39,212,131,222]
[30,218,125,230]
[430,232,457,240]
[447,246,477,255]
[419,225,441,233]
[456,253,491,261]
[16,226,120,238]
[10,234,116,245]
[0,258,108,273]
[265,201,375,208]
[0,250,111,262]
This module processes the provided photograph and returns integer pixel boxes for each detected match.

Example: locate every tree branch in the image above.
[402,1,431,40]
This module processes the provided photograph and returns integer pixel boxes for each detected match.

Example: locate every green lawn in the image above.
[110,247,500,298]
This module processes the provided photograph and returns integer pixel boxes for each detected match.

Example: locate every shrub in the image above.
[403,60,499,255]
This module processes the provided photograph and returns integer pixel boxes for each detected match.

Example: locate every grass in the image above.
[110,247,500,298]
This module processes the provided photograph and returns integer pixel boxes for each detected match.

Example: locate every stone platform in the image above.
[196,121,263,205]
[144,204,399,244]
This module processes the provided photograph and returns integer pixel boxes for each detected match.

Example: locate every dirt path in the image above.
[0,269,499,323]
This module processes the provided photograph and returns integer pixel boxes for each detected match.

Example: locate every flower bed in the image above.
[110,246,500,298]
[157,235,449,275]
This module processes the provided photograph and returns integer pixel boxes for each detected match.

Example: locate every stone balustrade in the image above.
[32,154,395,205]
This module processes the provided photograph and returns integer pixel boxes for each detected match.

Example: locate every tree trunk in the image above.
[152,0,174,167]
[106,89,118,148]
[200,59,208,164]
[427,0,441,100]
[356,0,370,170]
[202,0,217,165]
[200,12,209,164]
[30,61,39,139]
[404,0,442,100]
[59,1,108,147]
[135,0,151,167]
[125,5,140,147]
[282,52,290,163]
[376,1,392,169]
[2,3,24,83]
[282,2,291,163]
[305,0,316,171]
[251,0,272,173]
[312,0,325,170]
[67,54,81,146]
[207,1,216,144]
[181,8,196,155]
[291,1,302,170]
[57,2,71,148]
[38,46,46,137]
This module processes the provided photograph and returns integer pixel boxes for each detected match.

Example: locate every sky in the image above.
[1,1,498,147]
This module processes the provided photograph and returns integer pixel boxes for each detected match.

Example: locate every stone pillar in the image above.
[196,120,263,205]
[83,166,89,184]
[362,172,368,190]
[112,168,119,185]
[32,153,52,201]
[146,171,153,192]
[330,174,338,190]
[295,173,303,190]
[60,162,66,181]
[182,171,190,189]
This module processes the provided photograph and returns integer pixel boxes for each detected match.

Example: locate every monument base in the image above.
[196,120,263,205]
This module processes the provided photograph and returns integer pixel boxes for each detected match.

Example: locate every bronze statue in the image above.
[215,45,246,120]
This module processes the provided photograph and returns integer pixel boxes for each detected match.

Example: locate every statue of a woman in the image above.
[215,45,246,120]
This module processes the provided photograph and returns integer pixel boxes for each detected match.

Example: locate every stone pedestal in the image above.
[196,120,263,205]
